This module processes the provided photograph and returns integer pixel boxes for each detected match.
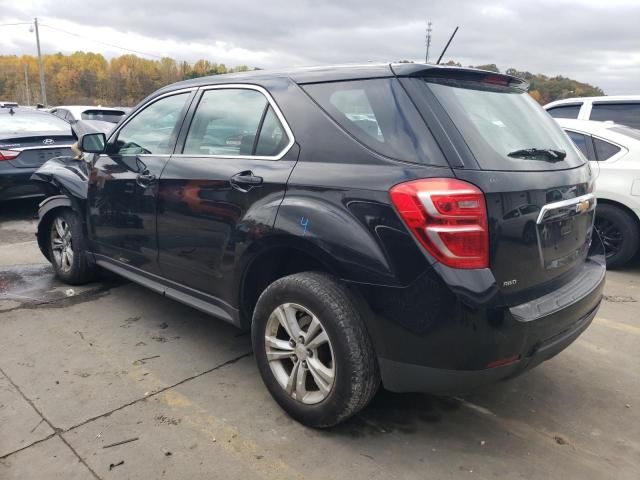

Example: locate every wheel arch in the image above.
[36,195,80,260]
[236,235,342,329]
[597,198,640,231]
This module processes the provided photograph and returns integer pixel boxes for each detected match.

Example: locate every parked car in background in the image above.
[33,64,605,427]
[0,107,75,201]
[556,118,640,268]
[545,96,640,130]
[1,101,20,108]
[50,105,126,124]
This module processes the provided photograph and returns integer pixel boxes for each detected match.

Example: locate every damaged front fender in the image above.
[30,155,89,200]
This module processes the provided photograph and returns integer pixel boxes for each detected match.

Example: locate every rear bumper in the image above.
[379,300,598,394]
[0,168,44,201]
[357,251,605,394]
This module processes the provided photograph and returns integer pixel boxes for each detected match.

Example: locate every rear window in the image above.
[547,105,581,119]
[422,78,585,171]
[81,110,125,123]
[0,112,70,134]
[591,103,640,129]
[303,79,445,165]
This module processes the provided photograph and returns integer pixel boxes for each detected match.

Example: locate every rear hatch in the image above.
[398,67,596,303]
[0,111,74,168]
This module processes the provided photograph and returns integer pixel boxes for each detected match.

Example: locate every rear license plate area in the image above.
[537,195,596,270]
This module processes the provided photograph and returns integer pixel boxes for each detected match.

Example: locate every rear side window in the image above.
[183,89,289,158]
[303,79,444,165]
[566,131,594,160]
[421,78,585,171]
[547,105,581,119]
[591,103,640,129]
[593,137,621,161]
[254,107,289,156]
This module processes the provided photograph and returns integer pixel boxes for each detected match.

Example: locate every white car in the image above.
[49,105,126,124]
[545,96,640,130]
[556,118,640,267]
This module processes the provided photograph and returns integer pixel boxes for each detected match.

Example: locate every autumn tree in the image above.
[0,52,604,107]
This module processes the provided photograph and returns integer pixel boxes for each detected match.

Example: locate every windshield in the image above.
[0,112,71,134]
[423,78,585,171]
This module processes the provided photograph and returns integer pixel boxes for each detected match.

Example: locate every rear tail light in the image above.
[0,149,20,161]
[390,178,489,269]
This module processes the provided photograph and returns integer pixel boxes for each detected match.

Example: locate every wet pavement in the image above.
[0,198,639,479]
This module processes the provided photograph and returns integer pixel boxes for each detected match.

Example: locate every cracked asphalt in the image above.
[1,198,639,479]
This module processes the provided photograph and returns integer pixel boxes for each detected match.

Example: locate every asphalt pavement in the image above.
[1,198,638,479]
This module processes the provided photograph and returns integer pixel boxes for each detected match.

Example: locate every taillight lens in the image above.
[390,178,489,269]
[0,149,20,161]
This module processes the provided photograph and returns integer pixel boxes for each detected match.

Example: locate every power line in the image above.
[40,22,166,59]
[0,22,33,27]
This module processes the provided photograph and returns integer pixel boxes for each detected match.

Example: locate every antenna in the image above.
[425,21,432,63]
[436,26,459,65]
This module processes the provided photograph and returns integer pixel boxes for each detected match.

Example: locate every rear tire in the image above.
[47,209,96,285]
[594,204,639,269]
[252,272,380,428]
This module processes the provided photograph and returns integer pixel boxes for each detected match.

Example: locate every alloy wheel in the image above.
[51,217,74,272]
[264,303,336,404]
[594,217,623,259]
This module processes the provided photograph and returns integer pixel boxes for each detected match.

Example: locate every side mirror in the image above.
[79,133,106,153]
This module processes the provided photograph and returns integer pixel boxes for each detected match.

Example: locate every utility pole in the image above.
[425,21,432,64]
[24,63,31,106]
[33,17,47,106]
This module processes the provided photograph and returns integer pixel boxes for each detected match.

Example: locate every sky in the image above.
[1,0,639,95]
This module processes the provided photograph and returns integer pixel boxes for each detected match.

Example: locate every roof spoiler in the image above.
[390,64,529,91]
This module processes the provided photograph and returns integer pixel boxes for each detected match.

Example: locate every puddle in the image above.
[0,263,124,310]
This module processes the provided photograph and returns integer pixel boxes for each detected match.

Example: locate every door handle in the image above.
[136,172,156,187]
[230,171,263,191]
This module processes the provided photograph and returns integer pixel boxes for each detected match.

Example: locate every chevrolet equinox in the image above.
[33,64,605,427]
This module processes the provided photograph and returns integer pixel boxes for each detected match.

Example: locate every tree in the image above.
[0,52,604,107]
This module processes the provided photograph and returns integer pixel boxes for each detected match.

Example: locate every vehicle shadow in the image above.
[0,198,41,222]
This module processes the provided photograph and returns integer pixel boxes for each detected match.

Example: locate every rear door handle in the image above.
[136,172,156,187]
[230,171,263,191]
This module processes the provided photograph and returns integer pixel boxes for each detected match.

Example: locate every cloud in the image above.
[1,0,639,94]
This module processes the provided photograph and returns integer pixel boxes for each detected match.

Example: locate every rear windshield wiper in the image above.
[507,148,567,161]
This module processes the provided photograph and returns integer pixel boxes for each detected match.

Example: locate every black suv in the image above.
[33,64,605,428]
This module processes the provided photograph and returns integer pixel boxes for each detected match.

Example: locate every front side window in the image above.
[303,79,444,165]
[184,89,273,156]
[593,137,621,161]
[547,105,581,119]
[591,103,640,129]
[113,93,190,155]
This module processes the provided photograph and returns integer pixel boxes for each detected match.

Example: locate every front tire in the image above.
[594,204,639,269]
[252,272,380,428]
[47,209,96,285]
